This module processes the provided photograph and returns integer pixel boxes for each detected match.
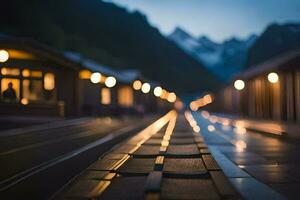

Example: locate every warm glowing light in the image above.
[0,50,9,62]
[21,98,29,105]
[235,140,247,152]
[267,72,279,83]
[153,86,163,97]
[203,94,213,104]
[141,83,151,93]
[31,71,42,78]
[1,68,20,76]
[44,73,55,90]
[133,80,142,90]
[193,125,200,133]
[208,125,215,132]
[90,72,102,84]
[79,70,92,79]
[234,80,245,90]
[190,101,198,111]
[190,120,197,127]
[161,140,169,147]
[105,76,116,88]
[160,89,168,99]
[101,88,111,105]
[234,127,247,135]
[118,86,133,107]
[167,92,176,103]
[22,69,30,77]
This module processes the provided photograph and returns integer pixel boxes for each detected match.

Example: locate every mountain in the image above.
[169,27,257,81]
[246,23,300,67]
[0,0,222,95]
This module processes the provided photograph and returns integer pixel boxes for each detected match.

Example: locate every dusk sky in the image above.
[105,0,300,42]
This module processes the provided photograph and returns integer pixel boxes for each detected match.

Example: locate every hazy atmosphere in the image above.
[0,1,300,199]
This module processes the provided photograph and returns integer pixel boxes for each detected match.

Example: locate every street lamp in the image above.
[133,80,142,90]
[0,50,9,62]
[267,72,279,83]
[167,92,176,103]
[90,72,102,84]
[153,86,163,97]
[105,76,117,88]
[141,82,151,93]
[234,80,245,90]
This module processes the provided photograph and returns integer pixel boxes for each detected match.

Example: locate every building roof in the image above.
[239,49,300,79]
[0,34,162,86]
[0,35,82,71]
[63,52,143,83]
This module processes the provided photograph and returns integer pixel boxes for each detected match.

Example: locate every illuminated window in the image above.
[1,78,20,101]
[31,70,42,78]
[79,70,92,79]
[1,68,20,76]
[22,79,43,101]
[44,73,55,90]
[118,86,133,107]
[21,69,43,78]
[101,88,111,105]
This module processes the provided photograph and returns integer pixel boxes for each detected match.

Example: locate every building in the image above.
[0,36,175,117]
[214,50,300,123]
[0,36,82,117]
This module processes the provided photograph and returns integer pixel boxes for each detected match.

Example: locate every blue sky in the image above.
[104,0,300,42]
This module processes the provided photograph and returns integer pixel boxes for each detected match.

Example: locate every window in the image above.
[44,73,55,90]
[0,66,56,104]
[118,86,133,107]
[1,68,20,76]
[1,78,20,102]
[101,88,111,105]
[22,69,42,78]
[23,79,43,101]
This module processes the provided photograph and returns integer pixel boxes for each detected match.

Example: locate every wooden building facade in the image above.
[214,50,300,123]
[0,36,174,117]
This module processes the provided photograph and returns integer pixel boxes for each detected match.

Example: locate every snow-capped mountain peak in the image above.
[168,27,257,81]
[169,27,200,51]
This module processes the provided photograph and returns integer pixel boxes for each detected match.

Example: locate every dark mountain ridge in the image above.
[246,22,300,67]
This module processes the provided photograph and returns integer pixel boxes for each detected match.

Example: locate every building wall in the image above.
[213,68,299,123]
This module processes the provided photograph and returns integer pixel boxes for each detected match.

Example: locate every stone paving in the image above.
[55,111,239,200]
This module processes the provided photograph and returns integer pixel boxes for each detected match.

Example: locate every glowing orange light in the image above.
[133,80,142,90]
[167,92,176,103]
[235,140,247,152]
[44,73,55,90]
[21,98,29,105]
